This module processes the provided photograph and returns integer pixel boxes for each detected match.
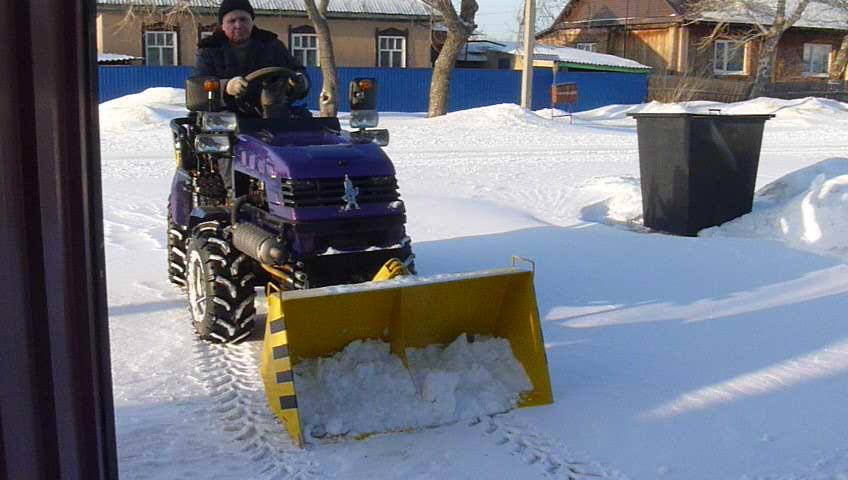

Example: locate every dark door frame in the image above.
[0,1,118,478]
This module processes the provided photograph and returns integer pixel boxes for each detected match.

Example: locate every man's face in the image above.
[221,10,253,45]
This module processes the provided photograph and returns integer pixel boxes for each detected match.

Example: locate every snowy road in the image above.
[103,90,848,479]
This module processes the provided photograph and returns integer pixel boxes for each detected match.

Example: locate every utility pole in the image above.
[520,0,536,109]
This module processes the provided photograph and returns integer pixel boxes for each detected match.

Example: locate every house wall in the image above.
[542,0,848,83]
[684,23,845,82]
[774,29,844,81]
[96,9,432,68]
[558,0,678,24]
[538,0,683,73]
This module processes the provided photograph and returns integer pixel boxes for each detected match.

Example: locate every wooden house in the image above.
[537,0,848,96]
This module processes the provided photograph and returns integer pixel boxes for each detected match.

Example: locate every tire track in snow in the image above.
[192,340,326,480]
[471,413,629,480]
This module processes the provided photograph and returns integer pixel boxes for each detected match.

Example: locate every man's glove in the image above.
[225,76,248,97]
[287,72,309,99]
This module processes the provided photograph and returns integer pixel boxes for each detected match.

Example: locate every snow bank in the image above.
[293,334,532,442]
[426,103,557,129]
[99,87,187,132]
[578,176,643,227]
[703,158,848,260]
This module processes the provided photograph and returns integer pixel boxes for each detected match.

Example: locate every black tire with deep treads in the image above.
[185,222,256,343]
[167,211,188,289]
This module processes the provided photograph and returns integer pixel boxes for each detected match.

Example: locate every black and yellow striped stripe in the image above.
[259,292,302,447]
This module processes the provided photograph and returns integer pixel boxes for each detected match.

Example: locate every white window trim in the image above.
[802,43,831,78]
[378,35,406,68]
[291,33,319,67]
[575,42,597,52]
[144,30,178,66]
[714,39,746,75]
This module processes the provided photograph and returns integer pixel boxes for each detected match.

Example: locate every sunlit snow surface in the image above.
[102,91,848,480]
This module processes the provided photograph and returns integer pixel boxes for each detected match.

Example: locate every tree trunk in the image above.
[304,1,338,117]
[749,35,780,99]
[428,31,467,117]
[830,34,848,83]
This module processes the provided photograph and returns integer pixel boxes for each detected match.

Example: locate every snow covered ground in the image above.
[102,89,848,480]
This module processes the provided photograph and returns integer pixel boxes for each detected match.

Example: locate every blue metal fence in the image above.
[98,66,648,113]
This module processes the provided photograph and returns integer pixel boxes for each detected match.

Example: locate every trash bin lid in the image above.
[627,112,775,120]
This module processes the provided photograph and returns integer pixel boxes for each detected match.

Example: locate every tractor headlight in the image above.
[350,110,379,129]
[200,111,238,132]
[194,134,231,154]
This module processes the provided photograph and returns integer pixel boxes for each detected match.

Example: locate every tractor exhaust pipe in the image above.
[232,222,286,266]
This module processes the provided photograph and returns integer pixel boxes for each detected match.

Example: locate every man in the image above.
[194,0,309,109]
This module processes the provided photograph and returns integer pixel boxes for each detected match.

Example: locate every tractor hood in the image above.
[234,131,395,180]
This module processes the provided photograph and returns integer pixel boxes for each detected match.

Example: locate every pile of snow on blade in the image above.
[294,333,532,441]
[702,158,848,260]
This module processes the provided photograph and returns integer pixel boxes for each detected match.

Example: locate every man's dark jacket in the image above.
[193,27,306,81]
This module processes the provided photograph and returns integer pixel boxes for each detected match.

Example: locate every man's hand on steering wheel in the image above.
[229,67,306,116]
[225,76,249,97]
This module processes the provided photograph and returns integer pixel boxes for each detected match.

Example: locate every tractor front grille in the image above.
[281,176,400,208]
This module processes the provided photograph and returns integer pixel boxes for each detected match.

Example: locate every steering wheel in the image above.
[234,66,300,116]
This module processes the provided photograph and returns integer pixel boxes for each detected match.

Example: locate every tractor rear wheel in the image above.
[185,222,256,343]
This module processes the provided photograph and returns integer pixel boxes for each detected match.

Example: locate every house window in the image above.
[144,30,177,66]
[291,33,319,66]
[714,40,745,75]
[378,36,406,68]
[575,43,597,52]
[803,43,831,77]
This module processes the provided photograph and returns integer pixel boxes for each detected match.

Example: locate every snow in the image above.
[102,89,848,479]
[295,334,531,441]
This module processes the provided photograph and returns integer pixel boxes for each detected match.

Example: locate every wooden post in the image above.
[521,0,536,109]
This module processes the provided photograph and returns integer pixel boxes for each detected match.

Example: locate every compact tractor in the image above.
[167,68,553,446]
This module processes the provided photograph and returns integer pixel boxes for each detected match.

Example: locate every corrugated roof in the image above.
[96,0,432,17]
[487,41,652,71]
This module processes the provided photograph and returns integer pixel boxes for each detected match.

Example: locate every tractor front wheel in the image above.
[167,212,188,289]
[185,222,256,343]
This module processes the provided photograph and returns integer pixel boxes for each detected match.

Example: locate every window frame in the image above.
[143,29,178,66]
[291,32,319,67]
[377,35,407,68]
[575,42,597,52]
[802,43,831,77]
[713,39,746,75]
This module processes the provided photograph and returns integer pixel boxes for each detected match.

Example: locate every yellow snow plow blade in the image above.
[260,263,553,447]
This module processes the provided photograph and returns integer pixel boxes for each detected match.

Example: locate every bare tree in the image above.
[423,0,479,117]
[831,34,848,82]
[115,1,198,32]
[515,0,568,39]
[686,0,812,98]
[819,0,848,82]
[303,0,339,117]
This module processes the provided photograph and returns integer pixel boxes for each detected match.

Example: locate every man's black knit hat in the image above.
[218,0,255,24]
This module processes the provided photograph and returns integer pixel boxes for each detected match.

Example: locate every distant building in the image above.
[453,36,651,74]
[538,0,848,84]
[96,0,434,68]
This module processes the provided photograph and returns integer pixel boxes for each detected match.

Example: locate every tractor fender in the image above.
[188,206,230,231]
[168,169,193,229]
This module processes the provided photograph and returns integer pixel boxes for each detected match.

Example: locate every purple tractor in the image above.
[167,67,414,343]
